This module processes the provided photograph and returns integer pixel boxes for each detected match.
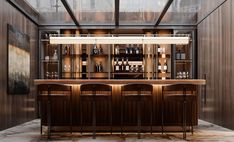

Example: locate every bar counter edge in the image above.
[34,79,206,85]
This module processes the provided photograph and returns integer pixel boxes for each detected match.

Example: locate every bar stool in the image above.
[162,84,197,140]
[80,83,112,139]
[121,83,153,139]
[37,84,72,139]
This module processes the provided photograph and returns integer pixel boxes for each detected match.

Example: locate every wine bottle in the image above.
[129,45,133,54]
[64,45,68,55]
[135,46,139,54]
[115,46,119,55]
[125,48,129,54]
[163,60,167,72]
[98,62,103,72]
[125,58,130,72]
[95,62,99,72]
[93,44,98,55]
[99,46,103,54]
[115,58,120,72]
[53,49,58,60]
[121,58,125,72]
[158,61,162,72]
[176,50,181,60]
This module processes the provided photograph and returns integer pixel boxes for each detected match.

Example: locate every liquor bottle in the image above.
[129,45,133,54]
[98,62,103,72]
[163,60,167,72]
[64,45,68,55]
[135,46,139,54]
[125,48,129,54]
[115,58,120,72]
[99,46,103,54]
[176,50,181,60]
[125,58,130,72]
[121,58,125,72]
[115,45,119,55]
[93,44,98,55]
[53,49,58,60]
[82,62,87,79]
[95,62,99,72]
[157,45,161,56]
[158,61,162,72]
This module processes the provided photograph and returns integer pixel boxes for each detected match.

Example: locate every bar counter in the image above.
[34,79,206,85]
[35,79,205,132]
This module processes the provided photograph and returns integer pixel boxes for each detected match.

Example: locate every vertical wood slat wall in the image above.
[197,0,234,129]
[0,0,38,130]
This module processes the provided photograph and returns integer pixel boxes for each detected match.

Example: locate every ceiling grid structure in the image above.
[6,0,227,28]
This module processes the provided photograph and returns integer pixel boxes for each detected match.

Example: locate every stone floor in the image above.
[0,120,234,142]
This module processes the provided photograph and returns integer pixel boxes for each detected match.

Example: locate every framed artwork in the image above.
[7,24,30,95]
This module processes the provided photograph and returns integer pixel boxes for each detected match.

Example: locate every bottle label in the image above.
[158,66,161,70]
[126,66,129,71]
[164,65,167,70]
[115,66,119,71]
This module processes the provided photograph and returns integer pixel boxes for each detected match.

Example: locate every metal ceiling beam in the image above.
[115,0,120,26]
[154,0,173,27]
[61,0,80,27]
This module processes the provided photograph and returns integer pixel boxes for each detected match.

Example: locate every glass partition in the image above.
[119,0,168,25]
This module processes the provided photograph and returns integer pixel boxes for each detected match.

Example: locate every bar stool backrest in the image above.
[163,84,196,91]
[37,84,72,96]
[80,83,112,96]
[122,84,153,96]
[162,84,197,96]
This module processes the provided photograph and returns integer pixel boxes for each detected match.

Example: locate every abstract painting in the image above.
[7,24,30,94]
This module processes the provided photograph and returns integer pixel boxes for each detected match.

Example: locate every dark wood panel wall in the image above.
[0,0,38,130]
[197,0,234,129]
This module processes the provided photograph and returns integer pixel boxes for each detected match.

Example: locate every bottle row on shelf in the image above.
[114,57,143,73]
[45,71,59,79]
[115,45,142,55]
[176,71,190,79]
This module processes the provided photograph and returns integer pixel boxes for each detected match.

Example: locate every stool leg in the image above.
[183,96,187,140]
[137,98,141,139]
[70,95,72,134]
[151,97,153,134]
[80,97,83,134]
[47,98,51,139]
[109,96,112,134]
[161,94,164,135]
[121,97,124,136]
[92,96,96,139]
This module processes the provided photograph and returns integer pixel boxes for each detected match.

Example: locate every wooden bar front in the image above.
[35,79,205,132]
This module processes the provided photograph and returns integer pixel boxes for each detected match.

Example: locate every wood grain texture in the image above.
[0,0,38,130]
[197,0,234,129]
[34,79,206,85]
[38,84,198,131]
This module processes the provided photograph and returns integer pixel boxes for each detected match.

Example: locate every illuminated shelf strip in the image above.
[50,36,189,45]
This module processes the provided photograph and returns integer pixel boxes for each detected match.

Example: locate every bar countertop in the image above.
[34,79,206,85]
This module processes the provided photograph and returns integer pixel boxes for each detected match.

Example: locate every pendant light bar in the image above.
[50,36,189,45]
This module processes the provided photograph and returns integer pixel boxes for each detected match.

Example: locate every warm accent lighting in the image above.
[50,36,189,45]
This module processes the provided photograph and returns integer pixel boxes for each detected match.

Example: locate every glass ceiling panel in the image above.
[161,0,226,25]
[24,0,74,25]
[161,0,201,25]
[119,0,168,25]
[66,0,115,25]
